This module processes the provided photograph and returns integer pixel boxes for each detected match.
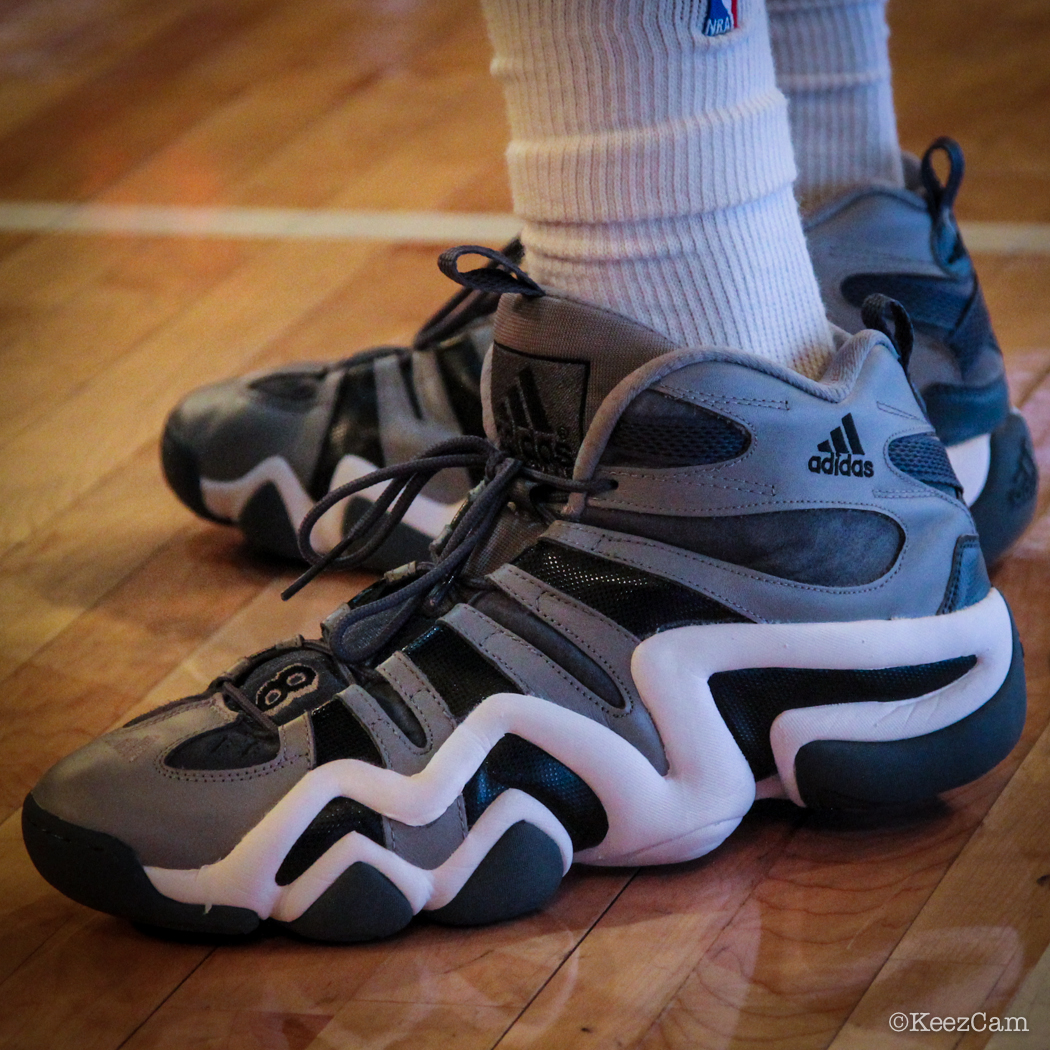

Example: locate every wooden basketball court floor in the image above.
[1,1,1050,1047]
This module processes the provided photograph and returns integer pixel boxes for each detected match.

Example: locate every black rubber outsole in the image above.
[968,412,1038,565]
[796,612,1026,810]
[160,426,226,524]
[162,421,436,572]
[22,795,565,943]
[22,795,260,936]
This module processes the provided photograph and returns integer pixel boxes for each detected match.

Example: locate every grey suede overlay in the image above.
[487,563,668,773]
[377,652,459,767]
[804,186,1004,393]
[374,354,467,504]
[545,515,947,624]
[587,349,939,515]
[441,603,668,775]
[31,696,313,868]
[386,801,468,870]
[492,294,678,437]
[544,339,972,621]
[189,365,344,484]
[334,683,428,778]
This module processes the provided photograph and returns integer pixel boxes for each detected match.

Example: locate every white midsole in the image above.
[145,590,1013,919]
[946,432,992,507]
[199,454,461,552]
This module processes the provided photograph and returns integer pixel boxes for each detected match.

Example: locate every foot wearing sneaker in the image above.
[24,254,1026,941]
[805,139,1038,564]
[161,138,1036,569]
[160,245,518,567]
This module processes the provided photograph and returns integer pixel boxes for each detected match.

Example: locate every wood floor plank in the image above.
[0,3,500,451]
[0,905,212,1050]
[0,236,375,555]
[0,0,191,142]
[0,0,292,201]
[0,805,83,990]
[117,868,631,1050]
[976,259,1050,357]
[0,519,276,819]
[826,709,1050,1050]
[631,774,1028,1050]
[0,235,254,450]
[0,444,182,671]
[496,811,799,1050]
[0,235,483,684]
[0,28,507,555]
[892,1,1050,224]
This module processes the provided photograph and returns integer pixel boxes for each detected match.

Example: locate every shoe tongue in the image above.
[236,647,347,725]
[487,294,678,476]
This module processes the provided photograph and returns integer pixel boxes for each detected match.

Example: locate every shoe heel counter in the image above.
[859,340,990,617]
[938,534,991,614]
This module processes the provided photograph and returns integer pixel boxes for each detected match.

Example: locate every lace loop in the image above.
[437,244,544,298]
[219,680,278,733]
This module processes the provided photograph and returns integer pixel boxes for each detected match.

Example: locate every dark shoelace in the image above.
[281,434,612,664]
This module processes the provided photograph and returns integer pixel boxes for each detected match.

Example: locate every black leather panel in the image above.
[580,508,904,587]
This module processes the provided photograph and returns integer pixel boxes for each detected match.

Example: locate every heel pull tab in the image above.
[414,238,522,349]
[920,137,968,269]
[862,294,914,372]
[438,244,545,298]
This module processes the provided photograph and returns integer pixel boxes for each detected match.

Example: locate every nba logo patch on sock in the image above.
[703,0,738,36]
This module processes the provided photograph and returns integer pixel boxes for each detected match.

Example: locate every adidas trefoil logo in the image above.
[494,365,576,477]
[808,413,874,478]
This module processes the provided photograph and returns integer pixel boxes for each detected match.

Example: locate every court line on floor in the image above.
[0,201,521,244]
[0,201,1049,254]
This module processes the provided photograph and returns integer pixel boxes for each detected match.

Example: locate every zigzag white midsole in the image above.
[946,432,992,506]
[200,454,461,552]
[145,589,1012,919]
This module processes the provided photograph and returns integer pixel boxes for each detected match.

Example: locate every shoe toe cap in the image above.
[162,369,337,521]
[29,699,313,871]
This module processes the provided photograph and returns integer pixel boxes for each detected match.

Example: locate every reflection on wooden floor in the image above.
[0,1,1049,1047]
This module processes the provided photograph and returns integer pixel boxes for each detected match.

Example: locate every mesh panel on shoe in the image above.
[310,699,383,767]
[888,434,962,494]
[462,734,608,850]
[402,623,518,722]
[275,796,384,885]
[513,541,749,638]
[710,656,978,779]
[433,335,485,441]
[604,391,750,468]
[939,535,990,614]
[580,507,904,587]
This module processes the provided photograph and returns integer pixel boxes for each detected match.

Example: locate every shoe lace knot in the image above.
[281,434,611,664]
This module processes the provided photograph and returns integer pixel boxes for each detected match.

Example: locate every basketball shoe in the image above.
[160,140,1036,569]
[160,244,518,568]
[25,249,1025,940]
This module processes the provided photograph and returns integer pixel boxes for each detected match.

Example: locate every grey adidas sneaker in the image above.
[24,251,1025,941]
[160,246,517,568]
[160,141,1036,570]
[805,138,1038,564]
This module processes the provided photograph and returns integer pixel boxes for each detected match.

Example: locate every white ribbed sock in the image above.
[480,0,833,378]
[768,0,904,210]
